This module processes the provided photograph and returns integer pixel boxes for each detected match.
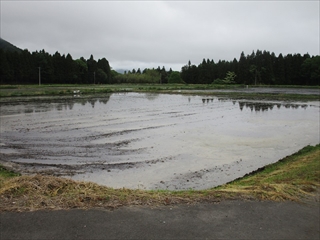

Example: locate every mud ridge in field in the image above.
[0,153,175,177]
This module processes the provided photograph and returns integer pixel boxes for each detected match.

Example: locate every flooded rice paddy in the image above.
[0,92,319,190]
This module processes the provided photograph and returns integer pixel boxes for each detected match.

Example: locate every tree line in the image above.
[0,49,112,84]
[181,50,319,85]
[0,47,319,85]
[113,67,186,84]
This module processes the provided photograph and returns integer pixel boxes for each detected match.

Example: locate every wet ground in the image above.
[0,92,319,190]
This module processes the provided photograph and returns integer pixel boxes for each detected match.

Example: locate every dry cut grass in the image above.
[0,175,239,212]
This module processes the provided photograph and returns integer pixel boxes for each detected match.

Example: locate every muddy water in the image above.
[0,93,319,190]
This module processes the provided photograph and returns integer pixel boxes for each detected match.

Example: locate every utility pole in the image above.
[94,71,96,84]
[38,67,41,86]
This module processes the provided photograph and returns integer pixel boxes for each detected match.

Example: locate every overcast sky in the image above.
[1,1,319,71]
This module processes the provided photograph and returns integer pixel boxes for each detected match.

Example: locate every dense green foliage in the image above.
[181,50,319,85]
[213,71,237,84]
[0,49,111,85]
[168,71,184,84]
[113,68,163,84]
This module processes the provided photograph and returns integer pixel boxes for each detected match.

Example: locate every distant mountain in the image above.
[0,38,22,53]
[115,69,129,74]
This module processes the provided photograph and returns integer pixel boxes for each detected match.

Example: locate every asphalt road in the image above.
[1,200,319,240]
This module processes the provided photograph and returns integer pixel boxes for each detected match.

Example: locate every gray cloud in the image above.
[1,1,319,71]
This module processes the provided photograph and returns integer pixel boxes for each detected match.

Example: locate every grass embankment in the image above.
[0,84,319,101]
[0,83,241,96]
[0,145,319,212]
[217,145,320,201]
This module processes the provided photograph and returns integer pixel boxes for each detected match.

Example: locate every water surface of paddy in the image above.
[0,93,319,190]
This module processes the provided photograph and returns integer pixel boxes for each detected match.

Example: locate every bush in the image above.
[212,71,236,84]
[168,71,185,84]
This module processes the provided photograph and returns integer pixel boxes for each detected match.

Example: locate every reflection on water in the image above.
[238,102,308,112]
[0,95,111,115]
[201,97,310,112]
[144,93,159,101]
[0,93,315,116]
